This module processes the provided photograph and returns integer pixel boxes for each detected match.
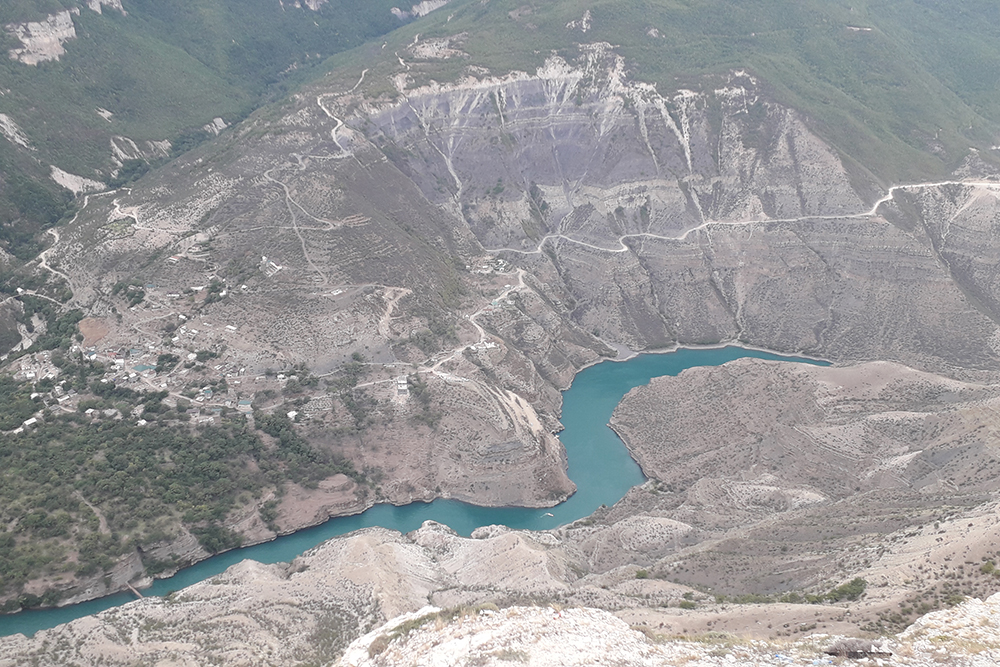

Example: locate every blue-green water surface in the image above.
[0,346,826,637]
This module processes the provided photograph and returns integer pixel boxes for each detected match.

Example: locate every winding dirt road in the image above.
[484,179,1000,256]
[37,228,75,293]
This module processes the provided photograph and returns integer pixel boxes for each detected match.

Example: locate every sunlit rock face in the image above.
[6,10,80,65]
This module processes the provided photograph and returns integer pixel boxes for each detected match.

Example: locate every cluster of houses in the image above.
[5,335,264,433]
[9,352,81,433]
[480,297,517,315]
[468,256,511,275]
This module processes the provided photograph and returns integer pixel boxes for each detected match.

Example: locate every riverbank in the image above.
[0,346,824,638]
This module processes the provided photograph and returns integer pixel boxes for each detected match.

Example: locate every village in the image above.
[1,246,526,440]
[5,338,266,434]
[2,257,303,435]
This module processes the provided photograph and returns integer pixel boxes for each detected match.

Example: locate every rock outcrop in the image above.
[391,1,453,21]
[597,358,1000,600]
[340,599,1000,667]
[86,0,125,14]
[50,166,105,195]
[3,520,999,666]
[5,10,79,65]
[0,113,30,149]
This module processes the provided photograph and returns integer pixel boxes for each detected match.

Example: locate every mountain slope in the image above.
[4,0,1000,258]
[340,0,1000,184]
[3,520,1000,665]
[0,0,406,260]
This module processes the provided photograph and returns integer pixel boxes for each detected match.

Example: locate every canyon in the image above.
[2,3,1000,663]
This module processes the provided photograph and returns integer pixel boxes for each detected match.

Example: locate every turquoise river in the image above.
[0,346,827,637]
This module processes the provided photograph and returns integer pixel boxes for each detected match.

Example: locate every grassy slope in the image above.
[0,0,402,258]
[0,0,404,175]
[348,0,1000,185]
[0,0,77,24]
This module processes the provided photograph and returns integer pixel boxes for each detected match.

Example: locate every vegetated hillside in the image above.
[0,349,374,613]
[0,0,405,259]
[0,138,74,261]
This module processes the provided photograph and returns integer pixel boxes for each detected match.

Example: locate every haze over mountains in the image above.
[2,0,1000,664]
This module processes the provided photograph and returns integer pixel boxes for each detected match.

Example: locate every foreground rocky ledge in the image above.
[3,520,999,666]
[341,600,1000,667]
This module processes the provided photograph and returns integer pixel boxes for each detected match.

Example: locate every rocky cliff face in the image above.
[5,9,79,65]
[352,45,1000,371]
[391,1,453,21]
[85,0,125,14]
[4,1,124,64]
[0,113,30,148]
[3,520,998,666]
[363,49,867,246]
